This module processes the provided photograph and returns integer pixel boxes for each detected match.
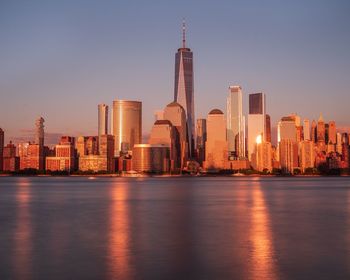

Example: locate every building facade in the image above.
[112,100,142,156]
[174,21,195,157]
[204,109,228,171]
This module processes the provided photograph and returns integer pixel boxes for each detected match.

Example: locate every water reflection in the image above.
[13,178,32,280]
[107,183,132,279]
[249,180,278,280]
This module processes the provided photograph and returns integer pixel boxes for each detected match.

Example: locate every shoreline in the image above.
[0,173,349,178]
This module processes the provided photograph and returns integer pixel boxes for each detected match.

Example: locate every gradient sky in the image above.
[1,0,350,144]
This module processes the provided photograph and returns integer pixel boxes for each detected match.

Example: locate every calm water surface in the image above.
[1,176,350,280]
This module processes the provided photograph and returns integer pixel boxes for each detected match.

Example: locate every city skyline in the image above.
[1,1,350,144]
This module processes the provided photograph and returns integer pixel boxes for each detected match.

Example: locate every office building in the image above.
[163,102,188,168]
[311,120,317,142]
[317,114,325,143]
[112,100,142,156]
[265,114,271,143]
[303,119,310,141]
[227,85,245,158]
[46,136,76,172]
[149,120,179,171]
[174,21,195,157]
[0,128,3,172]
[2,141,20,172]
[328,121,336,144]
[132,144,170,173]
[255,136,272,172]
[248,93,266,161]
[204,109,228,170]
[98,103,108,152]
[299,140,315,172]
[196,118,206,164]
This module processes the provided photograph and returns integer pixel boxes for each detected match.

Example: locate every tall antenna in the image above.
[182,18,186,48]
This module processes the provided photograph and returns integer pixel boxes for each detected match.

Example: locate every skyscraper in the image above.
[149,120,179,171]
[196,118,207,164]
[317,113,325,143]
[98,104,108,137]
[311,120,317,142]
[35,117,45,147]
[265,114,271,143]
[112,100,142,156]
[303,119,310,141]
[227,85,245,158]
[248,93,266,161]
[174,21,194,158]
[205,109,228,170]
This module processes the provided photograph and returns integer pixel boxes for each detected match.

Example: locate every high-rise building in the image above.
[255,136,272,172]
[248,93,266,161]
[196,119,207,164]
[204,109,228,170]
[79,135,115,173]
[227,85,245,158]
[299,140,315,172]
[278,116,297,143]
[336,132,342,154]
[46,136,76,172]
[112,100,142,156]
[279,139,297,174]
[149,120,179,171]
[328,121,336,144]
[174,21,194,158]
[265,114,271,143]
[303,119,310,141]
[2,142,19,172]
[132,144,170,173]
[311,120,317,142]
[317,114,325,143]
[163,102,188,168]
[98,104,108,137]
[0,128,4,172]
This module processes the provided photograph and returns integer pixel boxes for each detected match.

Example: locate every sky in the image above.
[1,0,350,144]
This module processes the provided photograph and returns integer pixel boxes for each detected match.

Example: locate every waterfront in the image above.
[1,177,350,280]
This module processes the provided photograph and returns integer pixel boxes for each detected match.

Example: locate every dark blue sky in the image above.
[1,0,349,142]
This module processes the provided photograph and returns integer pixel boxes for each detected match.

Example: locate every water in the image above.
[0,177,350,280]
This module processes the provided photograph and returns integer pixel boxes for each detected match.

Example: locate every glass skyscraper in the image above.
[174,21,194,157]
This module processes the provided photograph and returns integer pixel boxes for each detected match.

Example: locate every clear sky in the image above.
[1,0,349,144]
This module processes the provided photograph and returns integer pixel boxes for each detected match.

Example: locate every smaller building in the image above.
[46,136,76,172]
[132,144,170,173]
[2,142,19,172]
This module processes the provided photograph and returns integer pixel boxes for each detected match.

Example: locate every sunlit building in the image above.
[311,120,317,143]
[248,93,266,161]
[328,121,336,144]
[2,141,20,172]
[149,120,179,171]
[227,85,245,158]
[0,128,3,172]
[98,104,108,152]
[265,114,271,143]
[317,114,325,143]
[336,132,342,154]
[112,100,142,156]
[255,135,272,172]
[163,102,188,168]
[132,144,170,173]
[195,118,206,165]
[303,119,310,141]
[299,140,315,172]
[79,134,115,172]
[174,21,195,157]
[46,136,76,172]
[204,109,228,171]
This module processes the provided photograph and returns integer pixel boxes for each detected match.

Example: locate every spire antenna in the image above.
[182,18,186,48]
